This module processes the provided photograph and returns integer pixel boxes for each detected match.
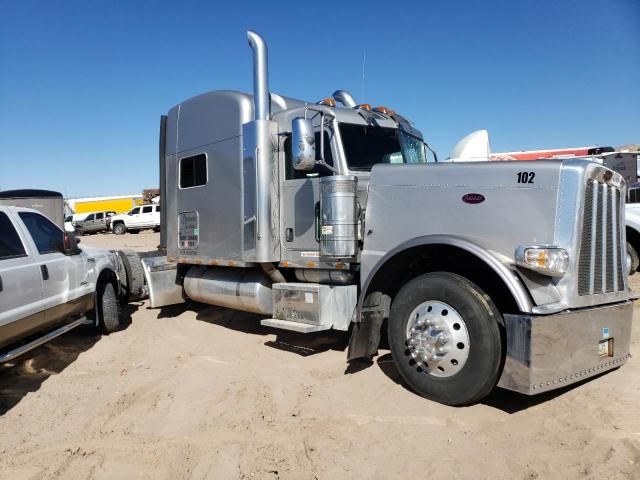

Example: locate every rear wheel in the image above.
[388,272,503,406]
[117,250,145,302]
[627,242,639,275]
[113,223,126,235]
[96,282,122,333]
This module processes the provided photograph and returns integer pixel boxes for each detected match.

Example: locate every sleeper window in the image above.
[180,154,208,188]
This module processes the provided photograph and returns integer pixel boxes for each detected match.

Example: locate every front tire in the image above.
[113,223,127,235]
[627,242,639,275]
[96,282,122,333]
[388,272,503,406]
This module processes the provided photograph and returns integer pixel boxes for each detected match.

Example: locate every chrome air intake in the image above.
[319,176,358,260]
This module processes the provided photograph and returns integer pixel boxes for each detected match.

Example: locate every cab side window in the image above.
[96,213,104,220]
[0,212,26,260]
[18,212,63,255]
[142,206,153,214]
[85,214,95,221]
[130,208,140,215]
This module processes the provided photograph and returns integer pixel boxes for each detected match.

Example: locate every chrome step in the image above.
[0,316,89,364]
[260,318,331,333]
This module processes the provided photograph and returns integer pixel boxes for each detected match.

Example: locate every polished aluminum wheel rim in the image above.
[405,301,470,377]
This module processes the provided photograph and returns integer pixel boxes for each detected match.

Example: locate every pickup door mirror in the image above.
[292,117,316,171]
[62,232,82,255]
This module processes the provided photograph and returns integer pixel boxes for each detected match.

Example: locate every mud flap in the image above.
[347,292,390,361]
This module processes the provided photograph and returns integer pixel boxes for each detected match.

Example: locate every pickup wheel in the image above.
[97,281,122,333]
[388,272,503,406]
[113,223,127,235]
[627,242,639,275]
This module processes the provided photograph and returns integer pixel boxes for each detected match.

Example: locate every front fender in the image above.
[357,235,534,321]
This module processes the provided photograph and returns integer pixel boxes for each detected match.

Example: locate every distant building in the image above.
[65,194,143,215]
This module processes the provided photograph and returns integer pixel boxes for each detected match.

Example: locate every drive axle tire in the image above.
[388,272,503,406]
[97,281,122,334]
[113,223,127,235]
[117,250,145,302]
[627,242,639,275]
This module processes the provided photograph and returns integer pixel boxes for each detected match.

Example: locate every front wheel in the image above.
[388,272,503,406]
[96,282,123,333]
[113,223,127,235]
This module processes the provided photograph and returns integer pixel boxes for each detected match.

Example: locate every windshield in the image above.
[338,123,432,171]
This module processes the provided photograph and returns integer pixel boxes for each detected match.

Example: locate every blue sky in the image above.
[1,0,638,197]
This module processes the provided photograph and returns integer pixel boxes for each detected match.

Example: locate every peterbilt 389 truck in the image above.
[140,31,634,406]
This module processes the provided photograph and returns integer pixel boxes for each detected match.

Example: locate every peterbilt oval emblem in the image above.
[462,193,485,204]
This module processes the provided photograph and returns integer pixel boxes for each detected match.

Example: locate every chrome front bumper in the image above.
[498,301,633,395]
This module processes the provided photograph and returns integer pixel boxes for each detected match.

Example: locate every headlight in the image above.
[515,246,569,277]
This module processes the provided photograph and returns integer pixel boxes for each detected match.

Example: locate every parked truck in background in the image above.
[0,205,124,364]
[109,204,161,235]
[137,31,634,405]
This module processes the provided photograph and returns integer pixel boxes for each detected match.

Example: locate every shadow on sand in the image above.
[191,304,350,357]
[375,352,615,413]
[0,303,139,416]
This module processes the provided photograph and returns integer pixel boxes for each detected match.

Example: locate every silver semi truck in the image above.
[141,31,634,405]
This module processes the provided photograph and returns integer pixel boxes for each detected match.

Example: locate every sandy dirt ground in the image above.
[1,231,639,479]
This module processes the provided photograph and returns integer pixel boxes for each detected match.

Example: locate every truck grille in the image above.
[578,180,625,295]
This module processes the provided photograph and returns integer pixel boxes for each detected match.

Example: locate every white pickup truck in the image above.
[0,206,124,363]
[109,204,161,235]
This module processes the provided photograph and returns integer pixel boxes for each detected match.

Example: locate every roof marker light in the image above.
[317,98,336,107]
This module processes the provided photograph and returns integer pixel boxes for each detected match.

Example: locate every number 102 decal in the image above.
[517,171,535,184]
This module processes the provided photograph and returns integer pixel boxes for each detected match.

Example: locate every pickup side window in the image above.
[142,206,153,214]
[156,205,161,212]
[85,214,95,221]
[180,154,207,188]
[18,212,63,255]
[96,213,104,220]
[130,208,140,215]
[0,212,27,260]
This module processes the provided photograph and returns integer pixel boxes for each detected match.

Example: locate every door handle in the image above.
[41,265,49,281]
[314,201,321,242]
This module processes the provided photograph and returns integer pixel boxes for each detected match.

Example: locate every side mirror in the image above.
[63,232,81,255]
[292,117,316,171]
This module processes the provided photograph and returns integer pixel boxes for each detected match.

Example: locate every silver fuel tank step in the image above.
[183,266,273,315]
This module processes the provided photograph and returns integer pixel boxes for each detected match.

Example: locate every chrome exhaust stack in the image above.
[333,90,357,108]
[247,31,270,121]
